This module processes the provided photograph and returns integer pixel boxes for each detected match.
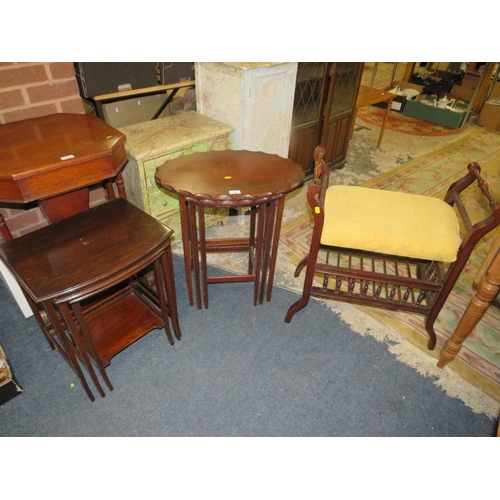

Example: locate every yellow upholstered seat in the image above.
[285,146,500,351]
[322,185,462,263]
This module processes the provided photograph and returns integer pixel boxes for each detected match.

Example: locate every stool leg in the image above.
[285,224,323,323]
[284,251,316,323]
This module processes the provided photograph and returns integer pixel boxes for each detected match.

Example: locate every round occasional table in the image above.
[155,150,304,309]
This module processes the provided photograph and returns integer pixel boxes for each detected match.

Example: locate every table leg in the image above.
[160,247,182,341]
[438,249,500,368]
[267,197,285,302]
[248,206,257,275]
[253,203,266,306]
[178,196,195,307]
[42,300,96,401]
[153,258,175,346]
[258,201,275,305]
[377,100,393,148]
[0,211,13,242]
[61,302,111,397]
[39,188,90,223]
[188,202,202,309]
[198,204,209,309]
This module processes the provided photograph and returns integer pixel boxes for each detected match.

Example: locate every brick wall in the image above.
[0,62,84,124]
[0,62,105,241]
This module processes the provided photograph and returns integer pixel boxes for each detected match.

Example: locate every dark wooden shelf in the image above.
[85,285,166,366]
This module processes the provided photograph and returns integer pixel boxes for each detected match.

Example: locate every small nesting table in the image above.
[0,198,181,401]
[0,113,181,401]
[155,150,304,309]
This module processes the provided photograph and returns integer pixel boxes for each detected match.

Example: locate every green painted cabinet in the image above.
[119,112,234,242]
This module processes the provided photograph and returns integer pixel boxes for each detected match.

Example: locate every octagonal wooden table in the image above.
[0,112,127,236]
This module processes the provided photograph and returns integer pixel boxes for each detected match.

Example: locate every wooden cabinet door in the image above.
[288,62,363,178]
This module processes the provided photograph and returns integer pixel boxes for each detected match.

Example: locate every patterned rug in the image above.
[280,127,500,404]
[357,105,467,137]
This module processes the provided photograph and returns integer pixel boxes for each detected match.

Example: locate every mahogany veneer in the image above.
[0,113,181,401]
[155,150,304,309]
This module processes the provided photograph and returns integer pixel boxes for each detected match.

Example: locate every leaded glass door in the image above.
[288,62,363,177]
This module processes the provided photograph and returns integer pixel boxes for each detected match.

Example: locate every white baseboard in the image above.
[0,259,33,318]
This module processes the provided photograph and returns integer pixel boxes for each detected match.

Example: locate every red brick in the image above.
[27,80,80,103]
[0,64,48,89]
[49,62,76,79]
[3,104,58,123]
[16,219,49,238]
[0,89,24,108]
[59,97,85,114]
[89,186,107,206]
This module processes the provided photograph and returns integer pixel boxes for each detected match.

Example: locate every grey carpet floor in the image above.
[0,254,497,437]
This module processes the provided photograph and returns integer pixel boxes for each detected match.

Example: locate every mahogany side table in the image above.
[155,150,304,309]
[0,113,181,400]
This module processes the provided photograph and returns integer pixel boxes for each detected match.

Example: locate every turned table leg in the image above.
[438,249,500,368]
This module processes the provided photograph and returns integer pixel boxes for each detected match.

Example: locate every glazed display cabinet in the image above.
[288,62,363,177]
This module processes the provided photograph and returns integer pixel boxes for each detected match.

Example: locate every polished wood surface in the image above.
[438,247,500,368]
[0,198,181,401]
[155,149,304,206]
[355,85,395,148]
[0,113,126,204]
[155,150,304,308]
[0,113,181,401]
[0,198,172,303]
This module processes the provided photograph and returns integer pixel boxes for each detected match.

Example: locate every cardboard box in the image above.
[403,95,469,129]
[460,72,481,90]
[451,82,474,101]
[0,345,22,406]
[102,94,174,128]
[75,63,196,98]
[488,80,500,101]
[477,100,500,131]
[386,80,424,113]
[451,72,483,102]
[103,89,196,129]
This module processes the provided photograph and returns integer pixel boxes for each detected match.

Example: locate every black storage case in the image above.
[74,62,195,98]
